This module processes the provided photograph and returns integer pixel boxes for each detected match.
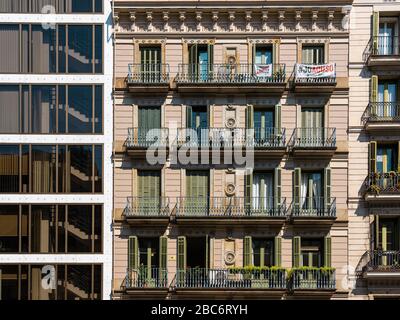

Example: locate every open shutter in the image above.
[293,168,301,213]
[372,12,379,54]
[246,105,254,129]
[293,236,301,267]
[245,172,253,211]
[371,75,378,104]
[274,104,281,131]
[207,44,214,70]
[274,236,282,267]
[273,40,280,64]
[369,141,377,173]
[324,236,332,268]
[243,236,252,267]
[324,167,332,214]
[205,235,209,269]
[177,236,186,271]
[398,141,400,173]
[186,106,193,128]
[274,167,282,211]
[189,44,198,65]
[159,236,168,270]
[128,236,138,270]
[375,215,380,249]
[252,43,256,65]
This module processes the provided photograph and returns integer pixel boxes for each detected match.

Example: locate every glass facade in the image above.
[0,0,103,13]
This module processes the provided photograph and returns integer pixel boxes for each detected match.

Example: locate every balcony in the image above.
[248,128,287,159]
[173,196,287,226]
[125,128,169,158]
[175,63,286,94]
[123,196,170,225]
[364,172,400,202]
[172,268,286,297]
[363,102,400,132]
[290,268,336,291]
[360,250,400,279]
[293,63,337,93]
[125,268,168,297]
[366,36,400,69]
[127,63,170,92]
[290,128,336,157]
[291,197,336,224]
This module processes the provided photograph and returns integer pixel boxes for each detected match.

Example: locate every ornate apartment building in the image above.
[112,0,351,300]
[0,0,113,300]
[349,0,400,299]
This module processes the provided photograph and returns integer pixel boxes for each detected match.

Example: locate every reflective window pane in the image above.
[0,145,19,193]
[31,205,57,253]
[95,25,103,73]
[0,86,20,133]
[94,145,102,193]
[31,86,57,133]
[31,25,56,73]
[0,265,18,300]
[69,145,93,192]
[68,86,93,133]
[0,205,19,253]
[68,26,93,73]
[67,205,92,253]
[95,86,102,133]
[0,25,19,73]
[31,145,57,193]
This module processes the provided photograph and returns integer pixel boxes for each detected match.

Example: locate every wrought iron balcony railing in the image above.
[176,196,287,217]
[290,128,336,148]
[125,128,169,148]
[363,102,400,123]
[127,63,170,84]
[124,197,170,217]
[125,267,168,289]
[173,268,287,289]
[290,268,336,290]
[248,127,286,148]
[364,250,400,272]
[365,172,400,194]
[294,63,336,84]
[176,63,286,84]
[291,197,336,218]
[370,36,400,56]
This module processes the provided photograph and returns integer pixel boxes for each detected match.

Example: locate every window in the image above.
[378,20,398,55]
[0,24,102,74]
[301,239,323,267]
[0,264,102,300]
[188,44,214,80]
[0,144,102,193]
[139,238,159,268]
[138,170,161,214]
[0,204,102,253]
[252,172,274,210]
[252,238,274,267]
[254,45,273,64]
[377,143,398,173]
[301,107,324,145]
[300,171,323,211]
[0,1,102,13]
[302,45,325,64]
[377,218,399,251]
[0,84,103,134]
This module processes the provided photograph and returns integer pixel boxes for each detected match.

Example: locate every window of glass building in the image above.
[0,1,103,13]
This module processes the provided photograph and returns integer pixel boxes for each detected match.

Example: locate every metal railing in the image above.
[124,197,170,217]
[363,250,400,272]
[125,267,168,288]
[125,128,169,148]
[364,102,400,123]
[176,128,247,148]
[294,63,336,84]
[291,128,336,148]
[176,63,286,84]
[173,268,286,289]
[127,63,170,84]
[292,197,336,218]
[370,36,400,56]
[176,197,287,217]
[365,172,400,194]
[290,269,336,290]
[249,127,286,148]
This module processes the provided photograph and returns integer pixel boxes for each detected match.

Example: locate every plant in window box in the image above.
[368,184,381,194]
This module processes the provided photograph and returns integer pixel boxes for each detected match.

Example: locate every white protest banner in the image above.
[296,63,336,78]
[254,64,273,77]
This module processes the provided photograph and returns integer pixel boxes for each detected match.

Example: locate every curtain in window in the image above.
[300,174,307,209]
[301,108,323,146]
[0,86,19,133]
[252,173,273,210]
[311,173,322,209]
[0,25,19,73]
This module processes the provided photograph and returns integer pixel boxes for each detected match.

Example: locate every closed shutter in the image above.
[369,141,377,173]
[372,12,379,53]
[138,171,160,214]
[207,44,214,69]
[324,236,332,267]
[324,167,332,214]
[128,236,139,270]
[274,167,282,212]
[274,236,282,267]
[245,172,253,211]
[293,236,301,267]
[159,236,168,271]
[177,236,186,270]
[139,106,161,129]
[371,75,378,104]
[243,236,252,267]
[293,168,301,212]
[274,104,281,131]
[186,170,209,198]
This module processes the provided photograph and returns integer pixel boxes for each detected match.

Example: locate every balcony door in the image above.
[300,239,323,268]
[252,238,274,267]
[379,22,396,55]
[187,106,208,146]
[301,107,324,146]
[140,46,162,82]
[254,46,272,65]
[378,219,399,252]
[186,170,209,215]
[189,44,213,81]
[138,170,161,215]
[252,172,273,211]
[254,108,274,145]
[302,45,325,64]
[138,106,161,145]
[377,81,398,117]
[300,172,323,213]
[376,143,398,173]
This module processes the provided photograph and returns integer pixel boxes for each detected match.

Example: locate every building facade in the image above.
[112,0,351,299]
[0,0,113,300]
[349,0,400,299]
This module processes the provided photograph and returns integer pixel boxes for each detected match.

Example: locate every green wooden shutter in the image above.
[186,106,193,128]
[189,44,198,65]
[245,172,253,211]
[274,236,282,267]
[252,43,256,65]
[375,215,380,249]
[372,12,379,54]
[369,141,377,173]
[243,236,252,267]
[273,41,279,64]
[159,236,168,270]
[246,105,254,129]
[274,167,282,211]
[398,141,400,173]
[324,167,332,213]
[371,75,378,104]
[128,236,139,270]
[293,168,301,212]
[274,104,281,131]
[324,236,332,268]
[139,106,161,129]
[177,236,186,271]
[293,236,301,267]
[205,235,209,269]
[207,44,214,69]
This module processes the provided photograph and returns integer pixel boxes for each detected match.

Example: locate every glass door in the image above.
[379,23,395,55]
[300,172,323,215]
[140,46,162,82]
[378,81,398,117]
[377,144,398,173]
[252,172,273,213]
[301,108,324,146]
[254,108,274,146]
